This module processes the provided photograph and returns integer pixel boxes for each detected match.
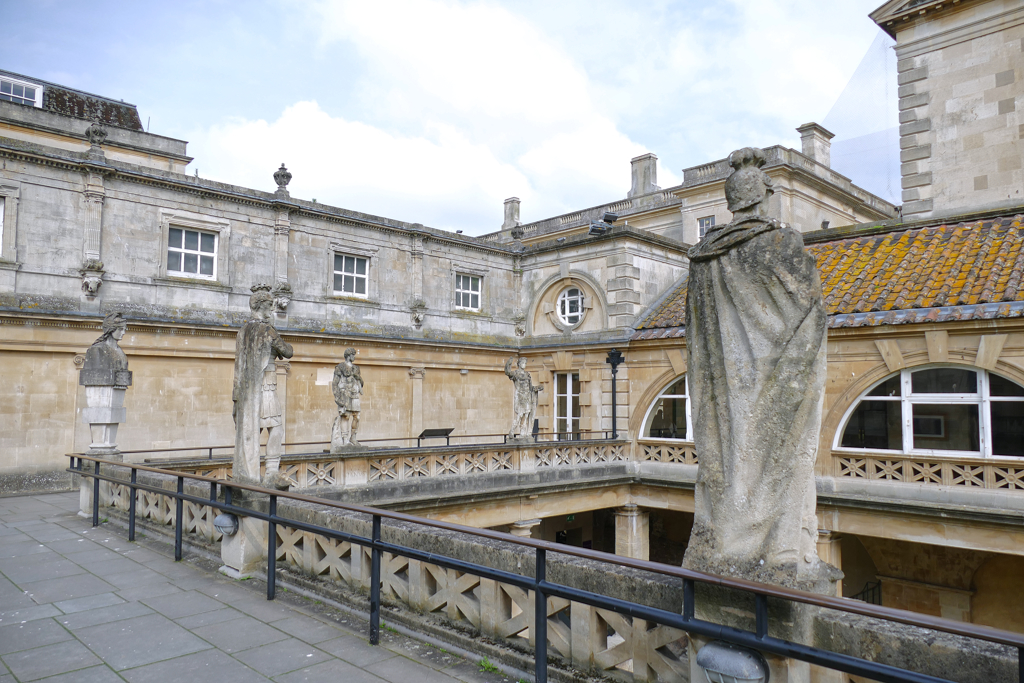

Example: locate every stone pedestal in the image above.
[82,386,127,454]
[614,504,649,560]
[509,519,541,538]
[78,450,123,518]
[220,516,268,579]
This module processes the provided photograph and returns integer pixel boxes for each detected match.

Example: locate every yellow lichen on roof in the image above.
[634,214,1024,332]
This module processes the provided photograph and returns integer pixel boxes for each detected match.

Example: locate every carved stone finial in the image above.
[85,122,108,147]
[273,164,292,196]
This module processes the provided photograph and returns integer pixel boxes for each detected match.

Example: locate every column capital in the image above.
[408,367,426,379]
[509,519,542,537]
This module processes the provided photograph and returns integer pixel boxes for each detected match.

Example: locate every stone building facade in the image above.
[870,0,1024,219]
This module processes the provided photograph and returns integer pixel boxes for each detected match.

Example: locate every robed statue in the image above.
[331,347,363,450]
[504,356,542,440]
[233,284,293,488]
[682,147,839,592]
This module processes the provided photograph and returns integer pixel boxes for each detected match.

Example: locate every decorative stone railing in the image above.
[151,440,633,490]
[636,440,698,465]
[93,467,689,682]
[833,451,1024,490]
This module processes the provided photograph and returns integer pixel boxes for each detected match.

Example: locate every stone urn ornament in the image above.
[79,312,132,456]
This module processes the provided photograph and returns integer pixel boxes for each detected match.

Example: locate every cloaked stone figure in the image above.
[79,312,132,455]
[505,356,542,440]
[233,284,293,488]
[330,347,364,451]
[682,147,839,592]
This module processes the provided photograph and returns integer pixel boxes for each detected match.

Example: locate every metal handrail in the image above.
[68,453,1024,683]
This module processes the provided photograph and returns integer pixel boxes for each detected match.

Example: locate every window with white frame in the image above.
[837,367,1024,457]
[0,77,42,107]
[698,215,715,239]
[333,253,368,297]
[554,372,581,439]
[167,226,217,279]
[642,375,691,440]
[455,273,480,310]
[557,287,584,326]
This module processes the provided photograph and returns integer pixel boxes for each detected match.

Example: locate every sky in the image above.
[2,0,896,235]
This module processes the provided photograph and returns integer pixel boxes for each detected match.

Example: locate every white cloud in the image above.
[187,0,888,234]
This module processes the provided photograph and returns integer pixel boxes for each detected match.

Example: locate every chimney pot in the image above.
[628,153,660,198]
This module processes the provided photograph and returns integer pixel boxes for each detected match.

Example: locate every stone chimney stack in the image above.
[796,123,835,168]
[628,153,659,197]
[502,197,521,231]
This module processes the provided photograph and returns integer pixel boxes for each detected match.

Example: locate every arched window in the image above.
[837,367,1024,457]
[641,375,691,440]
[557,287,584,325]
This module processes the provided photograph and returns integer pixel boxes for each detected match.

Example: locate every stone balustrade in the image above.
[833,451,1024,490]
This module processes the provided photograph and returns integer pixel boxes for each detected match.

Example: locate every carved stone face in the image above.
[518,358,527,370]
[112,325,126,341]
[344,348,356,362]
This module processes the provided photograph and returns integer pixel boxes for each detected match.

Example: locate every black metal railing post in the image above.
[92,461,100,527]
[755,593,768,639]
[128,469,138,542]
[535,547,548,683]
[174,476,183,561]
[369,515,382,645]
[268,495,277,601]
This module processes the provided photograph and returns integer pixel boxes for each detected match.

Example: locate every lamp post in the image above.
[606,349,624,439]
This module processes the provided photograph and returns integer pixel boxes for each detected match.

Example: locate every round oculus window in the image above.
[557,287,584,326]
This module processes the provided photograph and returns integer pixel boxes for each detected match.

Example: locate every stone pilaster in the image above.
[614,504,648,560]
[409,367,425,437]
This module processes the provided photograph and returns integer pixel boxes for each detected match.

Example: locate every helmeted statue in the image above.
[79,312,133,455]
[682,147,840,592]
[232,284,293,488]
[504,356,542,440]
[330,347,363,450]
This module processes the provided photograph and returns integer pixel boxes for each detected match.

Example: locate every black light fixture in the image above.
[606,349,624,439]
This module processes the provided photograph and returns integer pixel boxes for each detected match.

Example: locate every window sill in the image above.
[326,295,380,309]
[0,259,20,271]
[451,309,491,320]
[153,276,230,292]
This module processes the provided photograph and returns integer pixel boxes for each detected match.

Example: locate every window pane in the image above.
[912,404,979,451]
[991,402,1024,456]
[168,228,182,248]
[184,230,199,251]
[183,253,198,273]
[355,277,366,295]
[0,82,11,94]
[664,377,686,396]
[470,294,478,309]
[199,256,214,276]
[167,252,181,272]
[990,374,1024,397]
[334,273,343,292]
[200,233,215,253]
[334,254,344,273]
[344,275,354,292]
[471,277,479,292]
[25,87,35,100]
[648,398,688,439]
[572,374,580,395]
[911,368,976,394]
[840,400,902,450]
[13,84,23,98]
[557,396,567,421]
[867,375,901,397]
[356,258,366,275]
[344,256,355,274]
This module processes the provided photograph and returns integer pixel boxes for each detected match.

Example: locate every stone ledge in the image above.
[152,276,231,292]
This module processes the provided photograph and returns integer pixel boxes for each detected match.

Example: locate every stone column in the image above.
[817,531,843,596]
[509,519,541,538]
[409,367,425,438]
[614,504,649,560]
[276,359,290,448]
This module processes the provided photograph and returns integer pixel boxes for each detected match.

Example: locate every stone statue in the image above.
[79,312,132,455]
[232,284,293,488]
[682,147,839,592]
[330,347,363,450]
[504,356,542,440]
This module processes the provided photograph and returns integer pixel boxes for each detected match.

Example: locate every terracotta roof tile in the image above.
[632,214,1024,338]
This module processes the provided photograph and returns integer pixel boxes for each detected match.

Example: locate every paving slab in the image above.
[0,639,102,681]
[0,493,513,683]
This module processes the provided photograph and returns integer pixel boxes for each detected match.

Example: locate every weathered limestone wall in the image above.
[893,0,1024,218]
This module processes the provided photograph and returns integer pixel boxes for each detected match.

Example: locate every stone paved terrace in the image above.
[0,493,518,683]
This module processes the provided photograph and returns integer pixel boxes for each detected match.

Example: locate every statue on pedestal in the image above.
[330,347,363,451]
[232,284,293,489]
[504,356,542,440]
[682,147,840,593]
[79,312,132,456]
